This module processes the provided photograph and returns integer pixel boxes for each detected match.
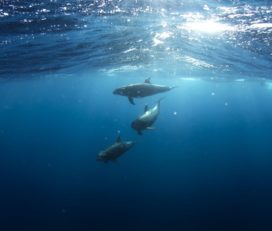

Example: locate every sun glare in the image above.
[181,20,234,34]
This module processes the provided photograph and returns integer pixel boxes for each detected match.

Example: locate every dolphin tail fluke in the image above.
[128,97,135,105]
[155,97,165,109]
[157,97,165,105]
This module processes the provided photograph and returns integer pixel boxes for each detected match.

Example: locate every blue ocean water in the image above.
[0,1,272,230]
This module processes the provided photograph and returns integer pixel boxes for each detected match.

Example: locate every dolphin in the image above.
[131,99,162,135]
[96,134,135,163]
[113,78,174,105]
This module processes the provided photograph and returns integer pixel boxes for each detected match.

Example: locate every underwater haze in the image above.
[0,0,272,230]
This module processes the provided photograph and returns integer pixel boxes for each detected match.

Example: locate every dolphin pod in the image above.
[97,78,174,163]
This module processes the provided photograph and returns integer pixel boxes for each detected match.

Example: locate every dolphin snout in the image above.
[126,141,136,149]
[113,87,125,95]
[129,141,136,146]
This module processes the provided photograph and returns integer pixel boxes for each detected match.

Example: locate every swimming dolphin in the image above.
[131,99,162,135]
[113,78,174,105]
[96,134,135,163]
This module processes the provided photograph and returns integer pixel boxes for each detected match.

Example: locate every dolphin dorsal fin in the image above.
[144,105,148,112]
[144,78,151,84]
[116,134,122,143]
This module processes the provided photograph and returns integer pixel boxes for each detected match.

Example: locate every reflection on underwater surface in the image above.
[0,0,271,78]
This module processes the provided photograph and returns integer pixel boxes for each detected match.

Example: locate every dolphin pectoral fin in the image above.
[137,130,143,135]
[144,77,151,84]
[128,97,135,105]
[146,127,155,130]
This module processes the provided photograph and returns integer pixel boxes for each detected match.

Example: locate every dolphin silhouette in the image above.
[131,99,162,135]
[113,78,174,105]
[96,133,135,163]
